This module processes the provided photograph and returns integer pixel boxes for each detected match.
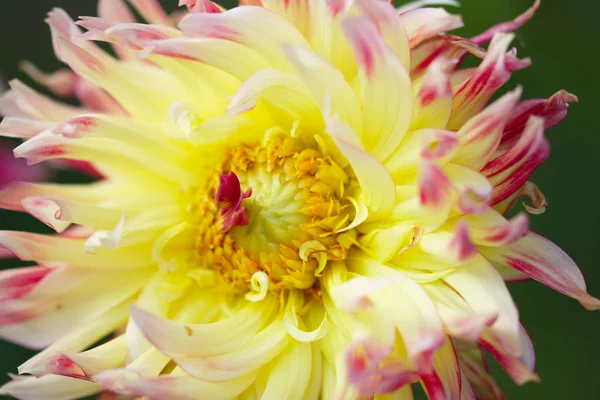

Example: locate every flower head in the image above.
[0,0,596,399]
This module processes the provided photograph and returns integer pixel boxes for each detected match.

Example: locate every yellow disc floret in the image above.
[189,130,359,295]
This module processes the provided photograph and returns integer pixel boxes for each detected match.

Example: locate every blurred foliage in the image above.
[0,0,598,399]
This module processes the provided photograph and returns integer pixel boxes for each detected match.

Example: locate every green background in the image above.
[0,0,598,399]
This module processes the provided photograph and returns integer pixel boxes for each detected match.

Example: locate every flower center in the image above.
[189,132,359,295]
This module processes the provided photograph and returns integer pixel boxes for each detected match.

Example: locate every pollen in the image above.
[188,131,360,294]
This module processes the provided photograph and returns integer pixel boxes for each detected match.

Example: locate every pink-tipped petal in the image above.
[420,129,459,164]
[464,208,530,247]
[0,266,53,302]
[346,338,420,396]
[0,118,55,139]
[452,87,521,170]
[471,0,541,45]
[18,62,77,97]
[127,0,171,25]
[418,161,452,209]
[411,61,454,130]
[455,340,505,400]
[479,325,539,385]
[46,355,89,380]
[98,0,136,23]
[180,0,223,13]
[482,232,600,310]
[353,0,411,70]
[419,222,478,265]
[449,33,531,129]
[483,116,549,205]
[500,90,578,151]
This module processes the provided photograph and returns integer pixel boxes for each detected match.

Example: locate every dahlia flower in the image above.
[0,0,596,399]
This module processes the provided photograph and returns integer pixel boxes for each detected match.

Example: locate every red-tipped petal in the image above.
[483,116,549,205]
[471,0,541,45]
[449,33,530,129]
[452,87,521,170]
[500,90,578,151]
[481,232,600,310]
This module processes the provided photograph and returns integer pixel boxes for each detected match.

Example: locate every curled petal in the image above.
[481,232,600,310]
[494,181,547,216]
[84,213,125,254]
[500,90,578,152]
[360,224,422,263]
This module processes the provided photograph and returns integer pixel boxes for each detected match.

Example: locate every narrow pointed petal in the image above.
[471,0,541,45]
[452,87,521,170]
[481,232,600,310]
[500,90,578,151]
[127,0,171,25]
[449,33,530,129]
[479,325,539,385]
[455,340,505,400]
[483,116,549,205]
